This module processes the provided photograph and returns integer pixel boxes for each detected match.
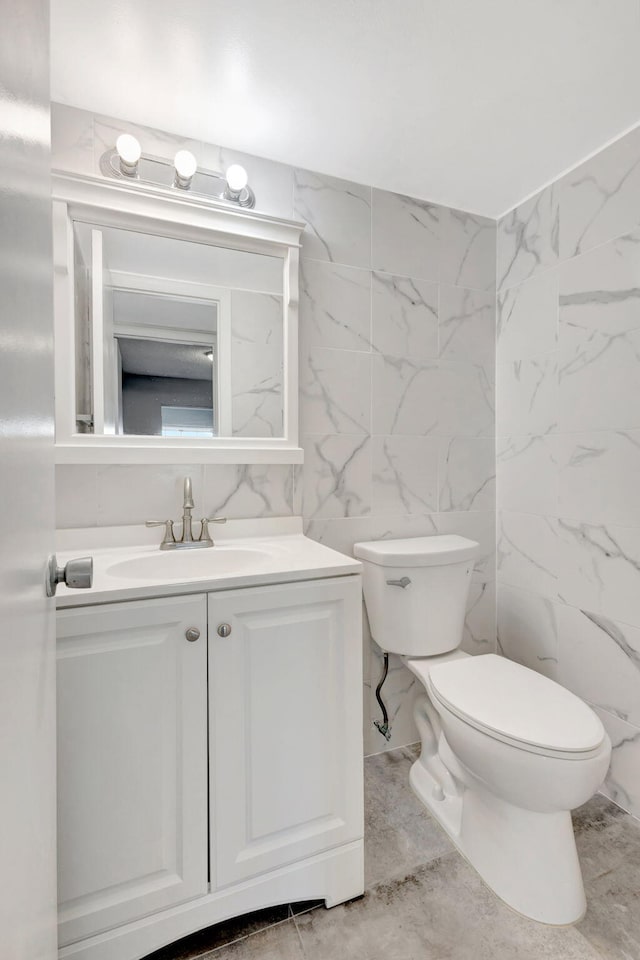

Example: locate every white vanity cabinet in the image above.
[56,594,209,947]
[209,578,363,888]
[56,570,363,960]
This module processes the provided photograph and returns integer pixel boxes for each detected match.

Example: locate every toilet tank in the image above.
[353,535,479,657]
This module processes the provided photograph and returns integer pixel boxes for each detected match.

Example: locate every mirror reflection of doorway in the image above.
[116,335,216,437]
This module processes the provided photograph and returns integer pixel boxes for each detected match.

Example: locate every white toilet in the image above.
[353,534,611,925]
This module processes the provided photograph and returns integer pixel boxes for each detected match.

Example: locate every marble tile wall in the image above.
[52,104,497,756]
[496,124,640,818]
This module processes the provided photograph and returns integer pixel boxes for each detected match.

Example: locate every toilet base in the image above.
[409,758,586,926]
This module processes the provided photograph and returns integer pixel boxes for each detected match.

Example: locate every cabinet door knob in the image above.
[185,627,200,642]
[217,623,232,638]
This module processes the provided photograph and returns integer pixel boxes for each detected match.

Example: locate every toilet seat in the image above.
[416,654,605,759]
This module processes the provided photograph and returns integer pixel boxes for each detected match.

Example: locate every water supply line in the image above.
[374,651,392,741]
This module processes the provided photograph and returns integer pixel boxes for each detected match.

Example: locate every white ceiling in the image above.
[51,0,640,217]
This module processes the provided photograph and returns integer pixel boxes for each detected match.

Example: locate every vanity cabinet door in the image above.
[209,576,363,888]
[56,595,208,946]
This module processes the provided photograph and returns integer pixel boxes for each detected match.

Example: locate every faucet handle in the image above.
[146,519,175,546]
[199,517,227,546]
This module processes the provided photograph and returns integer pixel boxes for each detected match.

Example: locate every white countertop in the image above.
[55,518,361,608]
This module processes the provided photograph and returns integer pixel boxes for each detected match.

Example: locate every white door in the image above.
[209,577,363,888]
[56,595,208,946]
[0,4,57,958]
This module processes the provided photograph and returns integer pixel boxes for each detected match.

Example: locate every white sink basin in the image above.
[107,546,272,582]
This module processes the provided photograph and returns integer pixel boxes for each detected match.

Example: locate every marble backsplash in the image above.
[52,102,497,757]
[496,123,640,819]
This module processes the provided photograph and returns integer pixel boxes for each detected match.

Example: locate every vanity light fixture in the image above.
[224,164,249,200]
[173,149,198,189]
[115,134,142,177]
[101,135,256,208]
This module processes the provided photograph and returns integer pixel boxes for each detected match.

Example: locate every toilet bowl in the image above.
[353,535,612,925]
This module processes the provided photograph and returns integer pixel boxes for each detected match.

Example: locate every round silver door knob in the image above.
[185,627,200,642]
[217,623,232,638]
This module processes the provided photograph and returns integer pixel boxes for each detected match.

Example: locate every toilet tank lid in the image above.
[353,535,478,567]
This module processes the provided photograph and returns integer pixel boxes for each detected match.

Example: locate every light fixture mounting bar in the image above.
[100,148,256,209]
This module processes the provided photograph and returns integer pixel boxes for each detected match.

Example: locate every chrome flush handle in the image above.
[386,576,412,588]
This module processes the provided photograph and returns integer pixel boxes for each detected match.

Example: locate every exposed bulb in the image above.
[115,133,141,174]
[225,164,248,193]
[174,149,198,181]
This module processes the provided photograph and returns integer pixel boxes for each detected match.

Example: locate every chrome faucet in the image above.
[146,477,226,550]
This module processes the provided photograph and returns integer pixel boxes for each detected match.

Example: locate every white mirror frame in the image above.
[52,172,304,464]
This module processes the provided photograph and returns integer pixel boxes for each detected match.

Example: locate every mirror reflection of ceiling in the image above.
[51,0,640,216]
[112,289,215,335]
[118,338,214,380]
[78,223,283,294]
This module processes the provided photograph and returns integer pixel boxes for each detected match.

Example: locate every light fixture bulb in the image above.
[115,133,142,170]
[225,164,248,193]
[174,149,198,181]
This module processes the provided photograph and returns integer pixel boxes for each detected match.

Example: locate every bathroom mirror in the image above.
[52,174,303,463]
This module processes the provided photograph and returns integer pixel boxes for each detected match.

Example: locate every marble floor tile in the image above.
[574,794,640,960]
[295,854,602,960]
[364,743,452,888]
[201,919,305,959]
[144,754,638,960]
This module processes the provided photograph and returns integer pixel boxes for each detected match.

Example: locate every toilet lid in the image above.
[427,655,605,754]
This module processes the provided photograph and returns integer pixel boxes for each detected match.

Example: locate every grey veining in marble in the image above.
[300,260,371,352]
[497,269,558,365]
[497,352,558,437]
[372,188,439,280]
[294,169,371,267]
[372,354,439,436]
[497,184,559,290]
[593,708,640,823]
[203,465,293,520]
[438,361,495,438]
[439,437,495,512]
[497,583,559,679]
[558,430,640,528]
[558,517,640,629]
[440,207,496,292]
[231,291,283,438]
[439,285,495,368]
[558,231,640,433]
[301,348,371,435]
[557,604,640,727]
[301,435,371,520]
[371,271,438,360]
[560,124,640,260]
[497,511,559,599]
[372,436,438,515]
[463,580,497,654]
